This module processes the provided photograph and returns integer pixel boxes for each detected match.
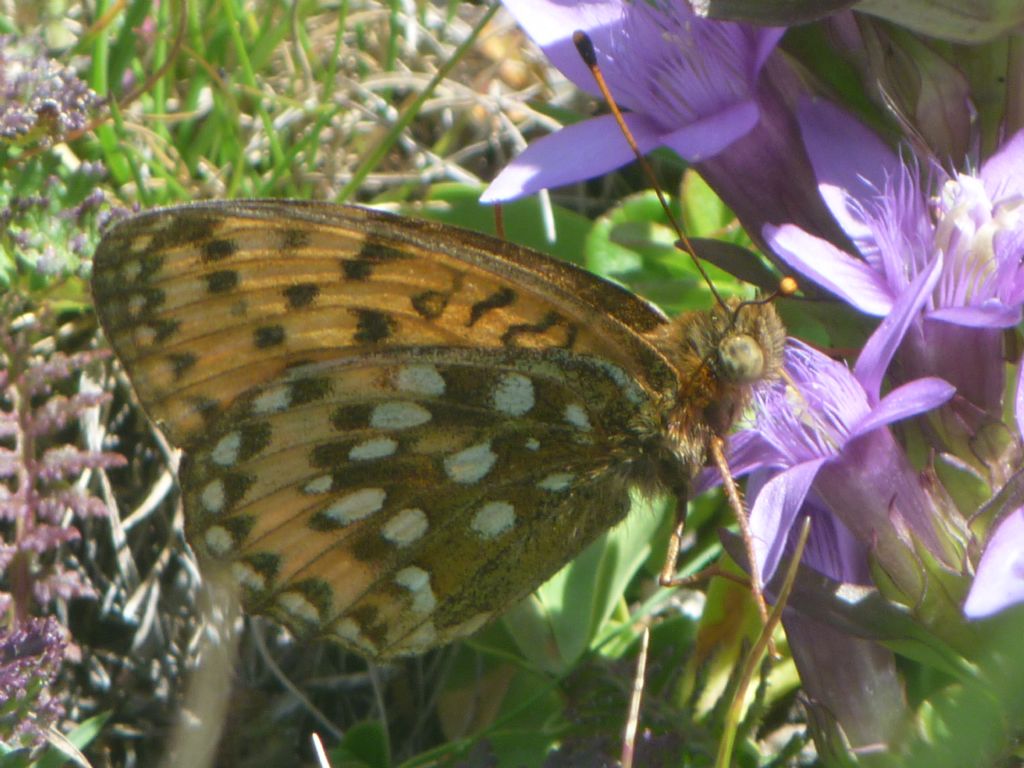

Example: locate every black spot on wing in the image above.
[220,471,257,510]
[196,512,254,548]
[254,325,286,348]
[310,441,349,469]
[236,422,273,462]
[343,260,373,280]
[169,352,197,379]
[353,309,396,343]
[469,287,515,326]
[151,318,181,343]
[206,270,239,294]
[349,604,384,643]
[329,404,373,432]
[411,290,449,319]
[343,240,413,281]
[244,552,282,582]
[281,228,311,249]
[283,283,320,309]
[289,376,333,406]
[501,311,576,349]
[202,239,238,262]
[185,396,224,432]
[147,211,220,254]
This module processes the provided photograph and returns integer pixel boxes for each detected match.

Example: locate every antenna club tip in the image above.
[573,30,597,66]
[779,276,798,296]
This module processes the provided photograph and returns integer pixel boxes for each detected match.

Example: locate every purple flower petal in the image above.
[659,99,760,162]
[607,2,776,128]
[727,429,785,476]
[765,224,893,314]
[698,81,851,254]
[854,252,943,400]
[480,112,662,202]
[1016,364,1024,441]
[800,506,872,585]
[993,227,1024,307]
[742,341,950,590]
[848,378,955,440]
[928,303,1022,328]
[751,26,786,69]
[750,459,826,582]
[797,98,901,229]
[964,508,1024,618]
[486,0,784,202]
[693,429,784,495]
[979,127,1024,201]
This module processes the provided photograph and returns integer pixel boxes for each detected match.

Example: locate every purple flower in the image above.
[0,35,99,147]
[735,340,954,591]
[481,0,783,202]
[0,616,67,749]
[964,509,1024,618]
[765,101,1024,428]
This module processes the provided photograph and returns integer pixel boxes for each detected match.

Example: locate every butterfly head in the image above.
[715,299,786,386]
[661,297,786,438]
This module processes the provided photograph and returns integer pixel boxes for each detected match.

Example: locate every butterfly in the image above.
[91,200,786,661]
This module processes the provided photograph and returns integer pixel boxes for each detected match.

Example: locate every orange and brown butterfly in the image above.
[90,200,786,662]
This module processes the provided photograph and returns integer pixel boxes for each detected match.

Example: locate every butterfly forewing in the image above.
[92,201,676,448]
[95,201,763,660]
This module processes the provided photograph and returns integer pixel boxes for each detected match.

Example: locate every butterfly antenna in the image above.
[572,31,728,310]
[731,275,799,324]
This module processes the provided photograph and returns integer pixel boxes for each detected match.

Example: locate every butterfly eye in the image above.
[718,333,765,384]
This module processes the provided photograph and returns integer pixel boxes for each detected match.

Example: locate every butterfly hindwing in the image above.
[180,348,650,657]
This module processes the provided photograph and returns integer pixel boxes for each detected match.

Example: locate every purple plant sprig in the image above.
[0,34,99,149]
[0,615,67,750]
[0,310,125,624]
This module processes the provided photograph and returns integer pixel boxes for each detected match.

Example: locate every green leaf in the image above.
[34,716,112,768]
[679,170,744,241]
[0,748,32,768]
[429,648,562,767]
[500,492,666,672]
[394,183,592,264]
[584,190,753,315]
[328,720,390,768]
[694,0,855,24]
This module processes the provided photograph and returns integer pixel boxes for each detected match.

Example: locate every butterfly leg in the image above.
[657,498,738,588]
[658,438,776,654]
[708,436,770,629]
